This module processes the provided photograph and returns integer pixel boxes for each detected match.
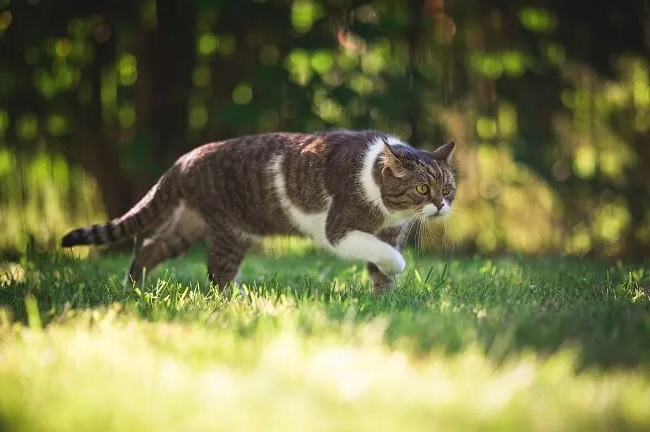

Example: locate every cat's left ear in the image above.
[432,141,455,164]
[381,138,408,178]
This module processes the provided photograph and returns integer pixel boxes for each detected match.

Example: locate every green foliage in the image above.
[0,150,104,256]
[0,0,649,259]
[518,7,558,34]
[0,249,649,430]
[291,0,323,33]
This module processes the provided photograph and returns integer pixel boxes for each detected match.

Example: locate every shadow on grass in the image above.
[1,248,649,372]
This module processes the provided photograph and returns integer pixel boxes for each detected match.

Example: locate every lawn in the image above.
[1,240,649,431]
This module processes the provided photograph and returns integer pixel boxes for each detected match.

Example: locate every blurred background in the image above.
[0,0,648,261]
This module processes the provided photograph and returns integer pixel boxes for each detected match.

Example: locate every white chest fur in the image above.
[359,136,412,228]
[270,136,413,246]
[270,155,334,250]
[268,142,408,276]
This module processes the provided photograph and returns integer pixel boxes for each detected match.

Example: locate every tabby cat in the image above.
[61,130,457,294]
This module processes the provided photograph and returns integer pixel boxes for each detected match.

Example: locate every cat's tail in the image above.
[61,167,179,248]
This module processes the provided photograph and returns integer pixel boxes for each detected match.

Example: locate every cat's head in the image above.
[379,138,457,219]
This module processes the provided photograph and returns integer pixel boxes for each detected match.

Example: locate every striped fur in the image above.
[61,166,178,248]
[59,130,457,294]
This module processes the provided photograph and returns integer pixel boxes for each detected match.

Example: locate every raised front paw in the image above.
[376,249,406,276]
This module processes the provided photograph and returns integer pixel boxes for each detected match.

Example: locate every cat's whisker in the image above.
[425,218,440,254]
[441,217,449,254]
[403,216,415,243]
[417,212,428,258]
[431,220,442,252]
[449,208,469,221]
[418,216,427,259]
[413,214,425,259]
[419,217,429,253]
[408,216,419,246]
[412,216,420,255]
[442,216,458,257]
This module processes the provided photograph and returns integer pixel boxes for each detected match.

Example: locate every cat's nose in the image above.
[434,201,444,210]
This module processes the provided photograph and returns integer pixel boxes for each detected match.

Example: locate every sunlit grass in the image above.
[1,245,650,431]
[0,150,104,256]
[2,310,649,432]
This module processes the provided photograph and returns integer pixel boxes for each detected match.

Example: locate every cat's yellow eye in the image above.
[415,184,429,195]
[442,185,451,196]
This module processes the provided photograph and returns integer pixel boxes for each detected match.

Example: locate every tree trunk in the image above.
[407,0,423,144]
[67,17,133,221]
[127,0,197,207]
[149,0,196,167]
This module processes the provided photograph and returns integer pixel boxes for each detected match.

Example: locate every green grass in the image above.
[1,243,650,431]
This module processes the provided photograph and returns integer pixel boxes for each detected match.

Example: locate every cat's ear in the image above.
[381,139,407,178]
[432,140,455,164]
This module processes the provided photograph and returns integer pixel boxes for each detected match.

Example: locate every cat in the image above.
[60,130,457,294]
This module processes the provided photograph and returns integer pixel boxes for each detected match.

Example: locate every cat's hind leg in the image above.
[205,227,251,291]
[124,203,207,288]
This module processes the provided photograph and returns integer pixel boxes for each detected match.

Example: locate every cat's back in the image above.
[177,129,380,166]
[173,129,387,237]
[270,129,385,191]
[287,129,383,158]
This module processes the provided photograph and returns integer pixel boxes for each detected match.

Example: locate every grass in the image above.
[1,241,650,431]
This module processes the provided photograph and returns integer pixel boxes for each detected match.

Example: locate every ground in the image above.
[0,240,649,431]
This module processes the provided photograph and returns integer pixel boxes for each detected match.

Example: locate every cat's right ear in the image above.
[432,140,456,164]
[381,139,407,178]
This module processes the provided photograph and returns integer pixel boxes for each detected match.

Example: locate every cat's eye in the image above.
[442,185,451,196]
[415,184,429,195]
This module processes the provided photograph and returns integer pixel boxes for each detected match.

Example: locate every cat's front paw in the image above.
[376,249,406,276]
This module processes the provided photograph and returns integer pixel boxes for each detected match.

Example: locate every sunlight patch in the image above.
[0,263,25,284]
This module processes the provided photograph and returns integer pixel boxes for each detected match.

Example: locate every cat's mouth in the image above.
[421,203,450,219]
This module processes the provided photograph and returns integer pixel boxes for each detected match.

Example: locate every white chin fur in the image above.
[422,201,451,218]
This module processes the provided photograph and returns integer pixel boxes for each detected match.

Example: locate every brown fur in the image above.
[61,130,457,293]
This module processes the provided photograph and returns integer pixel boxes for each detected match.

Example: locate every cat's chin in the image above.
[421,203,450,219]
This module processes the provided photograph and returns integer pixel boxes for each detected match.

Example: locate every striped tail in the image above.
[61,168,178,248]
